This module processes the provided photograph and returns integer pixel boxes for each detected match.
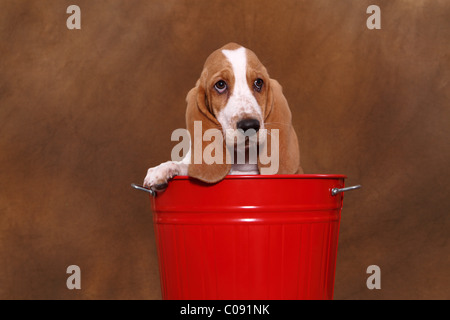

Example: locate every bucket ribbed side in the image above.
[154,212,340,300]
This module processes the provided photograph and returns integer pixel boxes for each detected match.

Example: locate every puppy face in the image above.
[199,44,271,139]
[186,43,303,181]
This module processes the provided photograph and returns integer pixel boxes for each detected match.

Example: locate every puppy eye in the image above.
[254,78,264,92]
[214,80,227,93]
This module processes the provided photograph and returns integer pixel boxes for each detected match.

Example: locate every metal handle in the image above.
[131,183,156,196]
[132,183,360,197]
[331,185,361,196]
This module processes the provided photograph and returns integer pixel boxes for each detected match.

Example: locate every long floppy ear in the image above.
[258,79,304,174]
[185,82,231,183]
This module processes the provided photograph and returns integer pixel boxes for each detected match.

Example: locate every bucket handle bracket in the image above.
[331,185,361,196]
[131,183,156,196]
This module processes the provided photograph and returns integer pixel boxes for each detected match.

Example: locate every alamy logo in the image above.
[366,265,381,289]
[66,265,81,290]
[66,5,81,30]
[171,121,280,174]
[366,5,381,30]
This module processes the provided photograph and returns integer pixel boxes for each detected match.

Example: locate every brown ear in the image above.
[185,84,231,183]
[258,79,304,174]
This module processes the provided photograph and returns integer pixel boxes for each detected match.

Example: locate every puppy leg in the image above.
[143,161,188,191]
[143,147,191,191]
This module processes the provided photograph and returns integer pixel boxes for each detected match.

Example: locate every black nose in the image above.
[237,118,260,134]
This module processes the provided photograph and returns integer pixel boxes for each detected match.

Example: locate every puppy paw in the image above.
[143,161,181,191]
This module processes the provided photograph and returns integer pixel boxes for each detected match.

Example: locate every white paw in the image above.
[143,161,180,191]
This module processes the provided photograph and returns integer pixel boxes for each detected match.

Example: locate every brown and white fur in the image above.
[143,43,303,191]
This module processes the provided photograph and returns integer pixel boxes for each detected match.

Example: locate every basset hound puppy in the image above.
[143,42,303,191]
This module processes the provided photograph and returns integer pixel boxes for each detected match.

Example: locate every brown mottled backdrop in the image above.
[1,0,449,300]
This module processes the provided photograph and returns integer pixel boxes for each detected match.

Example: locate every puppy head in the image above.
[186,43,302,182]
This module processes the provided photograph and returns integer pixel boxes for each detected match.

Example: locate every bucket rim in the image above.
[171,174,347,180]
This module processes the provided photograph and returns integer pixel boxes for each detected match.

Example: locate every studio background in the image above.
[1,0,449,299]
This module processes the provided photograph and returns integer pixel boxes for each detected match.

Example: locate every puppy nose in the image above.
[237,118,260,134]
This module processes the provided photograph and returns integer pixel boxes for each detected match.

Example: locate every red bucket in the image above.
[140,174,359,300]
